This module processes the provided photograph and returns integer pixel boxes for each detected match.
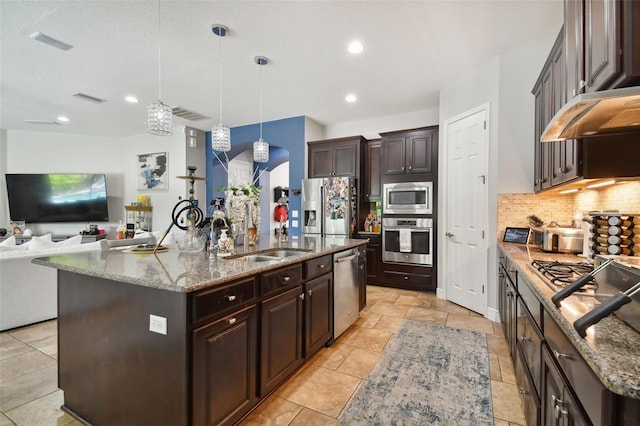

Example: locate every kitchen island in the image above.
[33,235,367,426]
[498,242,640,425]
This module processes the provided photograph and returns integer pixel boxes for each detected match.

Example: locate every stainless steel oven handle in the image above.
[384,227,430,232]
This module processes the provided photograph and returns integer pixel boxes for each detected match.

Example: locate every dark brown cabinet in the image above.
[381,128,436,177]
[358,251,367,311]
[362,234,381,285]
[498,255,517,359]
[542,344,589,426]
[260,285,304,397]
[304,272,333,357]
[362,139,381,202]
[565,0,640,100]
[307,136,364,178]
[192,305,258,426]
[533,28,579,192]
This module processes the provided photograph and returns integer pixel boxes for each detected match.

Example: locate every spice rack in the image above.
[587,213,639,257]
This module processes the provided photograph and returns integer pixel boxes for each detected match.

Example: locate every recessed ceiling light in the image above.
[56,116,69,122]
[345,94,357,103]
[125,96,139,103]
[348,40,364,54]
[30,32,73,50]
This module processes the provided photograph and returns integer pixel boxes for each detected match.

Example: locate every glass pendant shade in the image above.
[147,101,173,136]
[253,138,269,162]
[211,124,231,151]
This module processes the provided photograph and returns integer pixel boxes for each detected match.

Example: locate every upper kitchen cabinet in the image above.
[380,127,438,180]
[565,0,640,100]
[361,139,381,202]
[307,136,365,178]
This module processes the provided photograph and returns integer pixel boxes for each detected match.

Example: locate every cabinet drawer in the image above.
[304,255,332,280]
[516,297,543,396]
[191,277,257,324]
[382,270,431,288]
[261,264,303,297]
[518,278,542,329]
[543,312,612,424]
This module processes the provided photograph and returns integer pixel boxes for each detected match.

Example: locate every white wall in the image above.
[304,117,326,178]
[3,127,196,238]
[324,108,439,140]
[0,129,8,230]
[4,129,126,237]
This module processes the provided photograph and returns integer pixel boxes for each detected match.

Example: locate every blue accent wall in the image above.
[206,116,305,237]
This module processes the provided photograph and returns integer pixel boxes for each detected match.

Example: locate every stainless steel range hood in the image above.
[541,86,640,142]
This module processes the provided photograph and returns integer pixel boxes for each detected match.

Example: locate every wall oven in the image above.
[382,217,433,266]
[382,182,432,215]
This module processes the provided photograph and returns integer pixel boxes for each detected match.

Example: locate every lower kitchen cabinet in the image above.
[304,272,333,357]
[192,305,258,426]
[498,257,517,359]
[515,347,541,426]
[260,285,304,397]
[362,234,381,285]
[358,252,367,311]
[542,344,589,426]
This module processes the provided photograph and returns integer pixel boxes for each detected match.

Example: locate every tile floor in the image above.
[0,285,526,425]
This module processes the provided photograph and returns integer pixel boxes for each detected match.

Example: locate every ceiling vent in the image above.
[24,120,61,125]
[30,32,73,51]
[172,106,210,121]
[72,92,107,103]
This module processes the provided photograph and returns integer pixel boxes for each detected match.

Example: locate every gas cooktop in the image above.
[529,259,595,294]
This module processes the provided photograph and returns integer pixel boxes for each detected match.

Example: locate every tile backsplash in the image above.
[497,181,640,238]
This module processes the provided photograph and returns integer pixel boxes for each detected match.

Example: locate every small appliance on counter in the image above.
[531,225,584,254]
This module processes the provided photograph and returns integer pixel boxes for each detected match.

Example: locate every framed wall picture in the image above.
[137,152,169,190]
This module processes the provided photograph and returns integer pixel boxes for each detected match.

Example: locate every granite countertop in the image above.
[33,235,367,294]
[499,242,640,400]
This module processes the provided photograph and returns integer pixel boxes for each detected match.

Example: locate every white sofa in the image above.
[0,235,103,331]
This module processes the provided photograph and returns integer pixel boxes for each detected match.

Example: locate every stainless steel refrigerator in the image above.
[301,177,357,237]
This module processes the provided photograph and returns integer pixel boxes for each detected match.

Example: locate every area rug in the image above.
[337,320,493,425]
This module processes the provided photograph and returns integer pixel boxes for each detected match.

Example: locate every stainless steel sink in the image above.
[225,248,312,262]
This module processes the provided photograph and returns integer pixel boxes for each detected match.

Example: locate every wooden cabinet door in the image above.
[333,142,358,177]
[193,305,258,426]
[303,273,333,357]
[364,140,381,201]
[260,286,303,396]
[382,136,406,175]
[406,132,433,174]
[565,0,584,100]
[532,83,543,192]
[365,241,380,284]
[584,0,620,92]
[540,65,553,190]
[358,257,367,311]
[309,145,333,178]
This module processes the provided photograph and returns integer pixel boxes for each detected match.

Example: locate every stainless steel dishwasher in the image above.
[333,248,360,338]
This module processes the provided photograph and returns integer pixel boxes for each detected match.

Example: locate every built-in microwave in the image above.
[383,182,432,215]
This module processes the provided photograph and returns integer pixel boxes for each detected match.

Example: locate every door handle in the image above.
[445,232,454,238]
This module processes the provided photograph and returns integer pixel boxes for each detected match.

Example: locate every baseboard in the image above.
[486,307,500,323]
[436,287,446,300]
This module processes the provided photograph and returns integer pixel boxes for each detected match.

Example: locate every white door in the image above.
[444,106,488,315]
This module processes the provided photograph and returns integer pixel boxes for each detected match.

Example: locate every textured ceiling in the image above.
[0,0,563,138]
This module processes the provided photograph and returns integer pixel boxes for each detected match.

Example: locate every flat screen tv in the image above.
[5,173,110,223]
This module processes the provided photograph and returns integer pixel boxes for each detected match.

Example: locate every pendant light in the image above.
[253,56,269,163]
[147,1,173,136]
[211,24,231,152]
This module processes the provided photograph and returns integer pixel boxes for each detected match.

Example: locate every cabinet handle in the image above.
[518,389,529,395]
[225,295,237,302]
[308,289,313,297]
[300,293,305,300]
[404,276,409,280]
[360,265,364,270]
[553,349,572,360]
[227,317,237,325]
[282,276,290,282]
[507,267,516,273]
[318,264,325,269]
[408,165,412,170]
[579,79,587,90]
[402,166,405,171]
[519,335,531,343]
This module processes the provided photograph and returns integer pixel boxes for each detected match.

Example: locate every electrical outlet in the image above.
[292,220,298,228]
[149,314,167,335]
